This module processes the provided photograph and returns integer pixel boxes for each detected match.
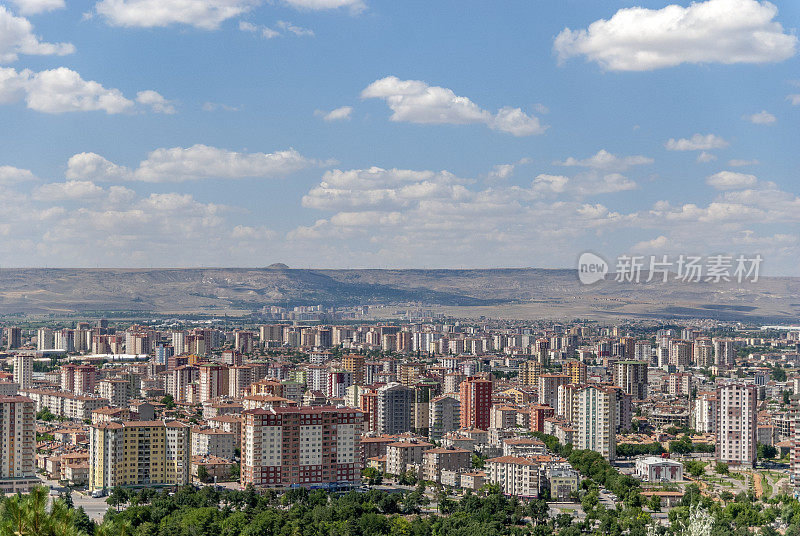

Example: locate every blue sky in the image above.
[0,0,799,273]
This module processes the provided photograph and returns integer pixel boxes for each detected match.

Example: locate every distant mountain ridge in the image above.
[0,267,797,322]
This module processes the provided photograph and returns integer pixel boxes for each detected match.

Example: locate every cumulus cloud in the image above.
[361,76,546,136]
[0,67,139,114]
[554,0,797,71]
[487,158,531,182]
[67,145,321,182]
[94,0,257,29]
[555,149,653,171]
[315,106,352,121]
[0,6,74,63]
[33,180,105,200]
[706,171,758,190]
[9,0,65,14]
[745,110,777,124]
[665,133,729,151]
[0,165,36,183]
[136,90,176,114]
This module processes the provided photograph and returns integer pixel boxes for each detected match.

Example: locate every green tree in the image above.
[716,462,729,475]
[648,494,662,512]
[160,394,176,409]
[197,465,210,483]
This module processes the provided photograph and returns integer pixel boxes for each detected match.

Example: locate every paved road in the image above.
[34,475,110,522]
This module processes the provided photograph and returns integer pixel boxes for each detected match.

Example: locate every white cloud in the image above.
[728,158,759,167]
[0,67,142,114]
[696,151,716,163]
[555,149,653,171]
[554,0,797,71]
[665,133,729,151]
[9,0,65,14]
[0,6,74,63]
[281,0,365,12]
[68,145,320,182]
[275,20,313,36]
[25,67,135,114]
[34,180,105,200]
[487,158,531,181]
[239,19,313,38]
[0,165,36,183]
[361,76,546,136]
[315,105,352,122]
[302,167,468,210]
[631,235,669,253]
[66,152,134,182]
[94,0,257,29]
[788,94,800,105]
[231,225,275,240]
[745,110,777,124]
[532,174,569,194]
[706,170,758,190]
[136,90,176,114]
[239,20,279,38]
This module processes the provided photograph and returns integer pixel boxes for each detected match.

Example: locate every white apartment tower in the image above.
[0,396,37,493]
[12,354,32,390]
[575,385,616,461]
[716,383,757,468]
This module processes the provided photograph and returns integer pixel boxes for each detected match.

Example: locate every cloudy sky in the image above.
[1,0,799,273]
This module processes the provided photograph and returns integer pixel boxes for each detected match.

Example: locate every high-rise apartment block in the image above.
[241,406,362,488]
[0,396,37,493]
[575,385,616,461]
[89,420,191,490]
[612,360,648,400]
[459,376,492,430]
[13,354,32,389]
[716,383,757,468]
[377,382,414,435]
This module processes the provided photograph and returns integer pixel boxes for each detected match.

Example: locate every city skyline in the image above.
[1,0,799,273]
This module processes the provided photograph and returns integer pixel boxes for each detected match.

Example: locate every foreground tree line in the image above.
[4,441,800,536]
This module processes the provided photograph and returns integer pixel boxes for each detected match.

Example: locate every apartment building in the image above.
[0,396,37,493]
[717,383,757,468]
[612,360,648,400]
[377,382,414,435]
[191,427,236,459]
[459,376,492,431]
[12,354,32,390]
[385,439,433,476]
[89,420,191,490]
[241,405,363,488]
[98,378,130,408]
[21,388,107,420]
[575,385,617,461]
[421,446,471,482]
[485,455,540,498]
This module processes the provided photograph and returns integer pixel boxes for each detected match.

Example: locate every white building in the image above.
[575,385,616,461]
[12,354,32,390]
[0,396,38,493]
[635,456,684,482]
[485,455,540,498]
[717,383,757,468]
